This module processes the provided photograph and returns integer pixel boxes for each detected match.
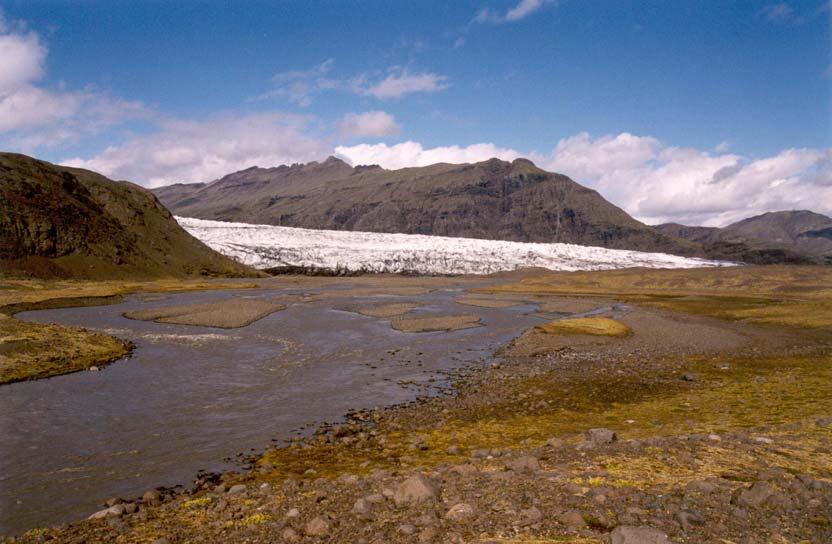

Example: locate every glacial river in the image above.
[0,282,547,535]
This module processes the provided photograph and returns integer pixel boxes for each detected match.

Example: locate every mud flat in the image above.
[123,298,285,328]
[391,314,482,333]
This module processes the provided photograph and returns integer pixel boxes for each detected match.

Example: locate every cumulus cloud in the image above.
[542,132,832,226]
[62,113,328,187]
[475,0,553,23]
[0,14,148,149]
[256,58,337,107]
[337,111,400,138]
[335,141,520,169]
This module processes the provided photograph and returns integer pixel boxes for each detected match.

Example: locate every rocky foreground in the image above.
[6,271,832,544]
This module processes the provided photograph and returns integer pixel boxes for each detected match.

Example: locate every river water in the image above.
[0,283,545,535]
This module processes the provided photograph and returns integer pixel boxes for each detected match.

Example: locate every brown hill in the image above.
[657,211,832,265]
[0,153,258,279]
[154,157,701,256]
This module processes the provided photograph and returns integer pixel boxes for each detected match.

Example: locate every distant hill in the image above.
[0,153,258,279]
[657,211,832,265]
[154,157,701,256]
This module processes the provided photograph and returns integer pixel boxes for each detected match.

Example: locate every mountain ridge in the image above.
[154,157,703,257]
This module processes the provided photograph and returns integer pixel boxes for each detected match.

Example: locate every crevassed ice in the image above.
[177,216,734,275]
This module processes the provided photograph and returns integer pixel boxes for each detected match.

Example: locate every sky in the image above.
[0,0,830,226]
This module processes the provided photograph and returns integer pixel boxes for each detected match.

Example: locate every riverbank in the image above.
[5,267,832,543]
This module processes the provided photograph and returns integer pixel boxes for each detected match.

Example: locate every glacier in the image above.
[177,217,734,275]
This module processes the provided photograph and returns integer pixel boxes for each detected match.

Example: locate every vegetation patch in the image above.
[124,298,285,328]
[0,315,131,384]
[535,317,632,337]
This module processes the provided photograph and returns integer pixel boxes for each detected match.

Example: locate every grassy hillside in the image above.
[0,152,259,279]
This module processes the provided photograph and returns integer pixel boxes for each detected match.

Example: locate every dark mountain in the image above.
[656,211,832,265]
[0,153,258,279]
[153,157,701,256]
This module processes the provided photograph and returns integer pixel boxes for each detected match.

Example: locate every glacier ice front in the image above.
[177,217,733,275]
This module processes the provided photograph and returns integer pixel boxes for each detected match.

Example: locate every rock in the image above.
[681,373,696,382]
[504,455,540,474]
[304,516,330,537]
[365,493,385,504]
[815,416,832,428]
[418,526,438,542]
[446,444,460,455]
[152,539,169,544]
[105,497,123,507]
[142,490,162,507]
[685,480,717,495]
[281,527,300,543]
[286,507,300,518]
[557,510,586,528]
[545,437,564,448]
[352,498,372,516]
[676,510,705,532]
[752,436,773,444]
[609,525,670,544]
[398,524,416,535]
[585,428,617,445]
[471,448,492,459]
[227,484,246,495]
[88,508,110,520]
[393,474,437,506]
[733,481,775,507]
[448,463,479,477]
[518,506,543,526]
[89,366,100,372]
[445,503,476,522]
[123,502,138,515]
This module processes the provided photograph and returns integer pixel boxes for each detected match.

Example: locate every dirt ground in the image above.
[4,267,832,543]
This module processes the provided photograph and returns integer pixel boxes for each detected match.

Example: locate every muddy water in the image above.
[0,283,546,535]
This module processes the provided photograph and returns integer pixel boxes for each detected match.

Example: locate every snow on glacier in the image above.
[178,217,733,275]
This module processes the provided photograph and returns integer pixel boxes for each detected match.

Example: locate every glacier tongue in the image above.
[177,217,733,275]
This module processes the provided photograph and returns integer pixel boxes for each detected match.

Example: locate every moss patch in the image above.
[536,317,632,338]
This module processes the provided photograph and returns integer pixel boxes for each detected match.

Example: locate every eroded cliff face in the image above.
[0,152,257,279]
[154,157,701,256]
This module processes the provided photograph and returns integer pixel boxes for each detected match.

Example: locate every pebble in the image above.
[281,527,300,543]
[142,489,162,507]
[286,507,300,518]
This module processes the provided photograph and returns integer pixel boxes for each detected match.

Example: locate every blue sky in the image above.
[0,0,830,225]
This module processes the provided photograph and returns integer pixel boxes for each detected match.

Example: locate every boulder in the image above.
[585,428,617,445]
[504,455,540,474]
[393,474,437,506]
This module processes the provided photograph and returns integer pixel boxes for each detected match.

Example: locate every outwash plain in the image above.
[2,265,831,543]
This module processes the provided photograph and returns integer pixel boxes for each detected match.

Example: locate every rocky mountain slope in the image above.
[0,153,257,279]
[154,157,701,256]
[657,211,832,265]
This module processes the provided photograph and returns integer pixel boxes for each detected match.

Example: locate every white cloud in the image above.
[335,141,520,169]
[761,3,794,22]
[453,37,466,48]
[475,0,553,23]
[337,111,400,138]
[257,60,448,104]
[257,58,336,107]
[361,70,448,99]
[62,113,328,187]
[0,15,149,149]
[542,132,832,226]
